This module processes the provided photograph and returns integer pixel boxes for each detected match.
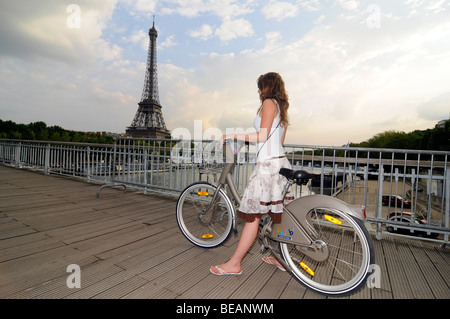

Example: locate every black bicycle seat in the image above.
[279,168,314,185]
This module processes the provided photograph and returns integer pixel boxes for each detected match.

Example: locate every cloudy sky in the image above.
[1,0,449,146]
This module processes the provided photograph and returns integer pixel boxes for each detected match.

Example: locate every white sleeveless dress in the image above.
[237,100,294,223]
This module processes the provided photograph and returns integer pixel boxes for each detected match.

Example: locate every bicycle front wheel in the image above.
[280,208,374,295]
[176,182,235,248]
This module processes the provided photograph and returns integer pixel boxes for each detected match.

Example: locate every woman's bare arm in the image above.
[220,99,277,144]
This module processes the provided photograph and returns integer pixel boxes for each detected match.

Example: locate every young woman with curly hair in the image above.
[211,72,294,276]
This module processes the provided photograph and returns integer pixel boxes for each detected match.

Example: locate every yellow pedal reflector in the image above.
[300,262,315,277]
[197,191,209,196]
[202,234,214,239]
[324,214,342,225]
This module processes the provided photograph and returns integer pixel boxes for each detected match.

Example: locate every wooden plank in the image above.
[430,247,450,289]
[254,263,291,299]
[230,262,280,299]
[279,277,308,299]
[16,208,102,232]
[64,269,139,299]
[0,231,50,251]
[0,251,98,298]
[380,238,414,299]
[123,242,194,279]
[94,228,181,262]
[70,223,159,253]
[11,258,117,299]
[396,240,434,298]
[93,275,150,299]
[407,241,450,299]
[0,221,37,240]
[0,236,64,263]
[369,235,393,299]
[202,244,272,299]
[124,246,207,298]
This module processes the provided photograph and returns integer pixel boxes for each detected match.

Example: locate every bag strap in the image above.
[257,121,281,159]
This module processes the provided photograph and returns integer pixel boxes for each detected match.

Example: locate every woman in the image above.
[210,72,294,276]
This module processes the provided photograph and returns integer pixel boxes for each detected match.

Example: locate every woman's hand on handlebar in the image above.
[220,134,234,146]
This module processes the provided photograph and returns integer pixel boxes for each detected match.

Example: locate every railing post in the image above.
[445,168,449,245]
[410,168,416,223]
[363,165,369,209]
[44,143,50,175]
[426,169,433,223]
[14,142,21,168]
[86,146,91,182]
[144,149,148,186]
[376,165,384,240]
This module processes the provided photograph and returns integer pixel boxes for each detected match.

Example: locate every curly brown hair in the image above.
[257,72,289,127]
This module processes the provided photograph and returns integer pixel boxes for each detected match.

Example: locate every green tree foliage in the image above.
[0,120,115,144]
[349,120,449,151]
[1,119,448,151]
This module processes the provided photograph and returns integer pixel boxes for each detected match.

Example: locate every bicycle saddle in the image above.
[279,168,314,185]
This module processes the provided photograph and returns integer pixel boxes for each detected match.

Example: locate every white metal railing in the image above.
[1,138,449,245]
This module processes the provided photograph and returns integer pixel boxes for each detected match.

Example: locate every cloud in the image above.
[189,24,214,41]
[159,0,254,18]
[314,14,326,25]
[2,1,450,147]
[261,1,299,22]
[417,93,450,121]
[0,54,142,132]
[159,5,450,145]
[298,0,322,12]
[131,0,157,13]
[188,18,254,43]
[0,1,119,66]
[215,18,254,42]
[336,0,360,11]
[160,0,256,43]
[0,0,142,133]
[159,34,177,49]
[126,29,148,50]
[94,87,135,104]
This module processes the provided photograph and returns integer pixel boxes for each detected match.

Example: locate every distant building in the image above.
[436,119,448,128]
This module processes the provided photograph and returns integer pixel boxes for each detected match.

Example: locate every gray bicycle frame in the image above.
[199,141,241,229]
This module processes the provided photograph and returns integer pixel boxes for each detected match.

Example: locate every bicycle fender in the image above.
[270,195,365,245]
[287,195,365,221]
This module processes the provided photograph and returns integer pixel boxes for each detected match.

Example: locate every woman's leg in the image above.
[211,216,261,274]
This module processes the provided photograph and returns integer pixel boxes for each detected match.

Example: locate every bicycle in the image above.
[176,140,375,296]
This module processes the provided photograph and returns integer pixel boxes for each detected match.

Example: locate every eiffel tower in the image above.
[126,18,171,139]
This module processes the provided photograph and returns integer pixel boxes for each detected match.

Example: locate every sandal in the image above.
[210,265,242,276]
[262,256,286,272]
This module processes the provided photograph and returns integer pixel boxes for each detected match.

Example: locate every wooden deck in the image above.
[1,164,449,300]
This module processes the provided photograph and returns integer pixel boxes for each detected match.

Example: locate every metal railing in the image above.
[0,139,114,182]
[1,138,449,245]
[282,144,449,245]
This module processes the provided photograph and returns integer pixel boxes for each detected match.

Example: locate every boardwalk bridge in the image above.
[1,138,449,299]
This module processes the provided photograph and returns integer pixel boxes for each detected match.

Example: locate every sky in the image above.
[0,0,449,146]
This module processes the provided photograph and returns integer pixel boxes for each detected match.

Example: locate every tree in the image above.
[351,120,449,151]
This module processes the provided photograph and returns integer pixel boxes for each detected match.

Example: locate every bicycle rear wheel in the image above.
[280,207,374,295]
[176,182,234,248]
